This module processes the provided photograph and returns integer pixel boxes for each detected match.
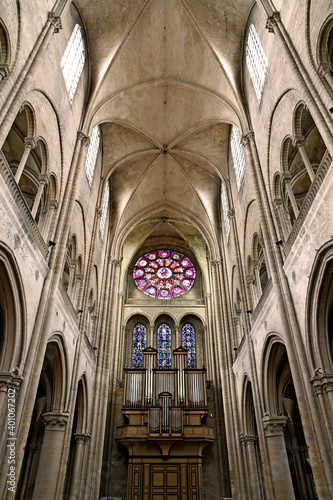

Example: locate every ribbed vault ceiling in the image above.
[76,0,254,255]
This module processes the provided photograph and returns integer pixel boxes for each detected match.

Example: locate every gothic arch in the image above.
[306,242,333,372]
[0,243,26,372]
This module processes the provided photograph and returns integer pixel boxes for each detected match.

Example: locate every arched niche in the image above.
[124,314,150,369]
[179,314,205,369]
[0,245,25,372]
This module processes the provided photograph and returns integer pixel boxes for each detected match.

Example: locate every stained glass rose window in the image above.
[133,250,196,299]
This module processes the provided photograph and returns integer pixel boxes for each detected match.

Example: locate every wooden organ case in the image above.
[116,347,214,499]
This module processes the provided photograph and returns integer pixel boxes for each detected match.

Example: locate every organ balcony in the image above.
[116,346,214,451]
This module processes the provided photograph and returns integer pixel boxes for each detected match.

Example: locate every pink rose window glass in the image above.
[133,250,196,299]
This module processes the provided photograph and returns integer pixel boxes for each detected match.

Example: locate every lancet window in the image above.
[99,182,109,237]
[231,127,246,190]
[61,24,85,104]
[85,126,100,186]
[246,24,268,103]
[221,182,230,240]
[157,324,172,369]
[182,323,196,369]
[132,324,147,368]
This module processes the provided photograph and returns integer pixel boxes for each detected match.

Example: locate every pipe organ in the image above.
[116,347,214,499]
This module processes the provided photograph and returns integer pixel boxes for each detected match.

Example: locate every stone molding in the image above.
[48,12,62,34]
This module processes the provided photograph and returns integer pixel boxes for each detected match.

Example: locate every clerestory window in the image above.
[85,126,100,186]
[221,182,231,240]
[61,24,85,104]
[231,126,246,190]
[99,182,110,237]
[182,324,196,369]
[246,24,268,103]
[132,323,147,368]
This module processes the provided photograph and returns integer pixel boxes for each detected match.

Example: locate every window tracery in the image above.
[246,24,268,103]
[133,250,196,299]
[61,24,85,104]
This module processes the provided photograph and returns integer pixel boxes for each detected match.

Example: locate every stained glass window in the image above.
[133,250,196,299]
[182,324,196,369]
[157,324,171,369]
[61,24,85,104]
[246,24,268,103]
[132,323,147,368]
[231,126,246,190]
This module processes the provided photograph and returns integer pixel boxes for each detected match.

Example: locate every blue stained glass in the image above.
[157,324,172,369]
[132,324,147,368]
[182,323,196,369]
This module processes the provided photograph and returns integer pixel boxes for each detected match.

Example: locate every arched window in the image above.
[246,24,268,103]
[132,324,147,368]
[61,24,85,104]
[221,182,230,240]
[85,126,100,186]
[157,324,171,369]
[182,324,196,368]
[99,182,110,237]
[231,126,246,189]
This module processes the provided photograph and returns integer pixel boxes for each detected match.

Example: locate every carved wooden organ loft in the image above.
[116,346,215,499]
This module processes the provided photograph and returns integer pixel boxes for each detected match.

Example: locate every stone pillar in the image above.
[240,434,262,499]
[32,412,69,500]
[68,433,90,499]
[31,174,49,218]
[294,139,315,182]
[262,416,295,500]
[14,137,36,184]
[273,197,290,241]
[283,174,299,218]
[175,323,180,349]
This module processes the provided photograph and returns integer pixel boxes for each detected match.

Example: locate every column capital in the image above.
[42,411,69,430]
[73,432,91,444]
[38,173,49,185]
[241,131,254,146]
[246,273,255,285]
[273,197,283,208]
[266,11,281,33]
[240,433,257,445]
[227,208,235,220]
[48,12,62,34]
[0,63,10,81]
[95,207,102,219]
[210,258,222,268]
[293,138,305,149]
[24,136,36,150]
[317,62,333,77]
[49,199,58,211]
[310,372,333,394]
[77,131,90,147]
[0,372,23,393]
[282,173,292,184]
[262,415,287,436]
[110,257,121,267]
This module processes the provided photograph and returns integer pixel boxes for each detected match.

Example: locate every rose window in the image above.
[133,250,196,299]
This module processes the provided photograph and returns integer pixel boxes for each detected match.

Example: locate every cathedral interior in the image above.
[0,0,333,499]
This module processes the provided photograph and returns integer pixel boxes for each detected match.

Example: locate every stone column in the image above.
[273,197,290,241]
[283,174,299,218]
[14,137,36,184]
[68,433,90,499]
[32,412,69,500]
[240,434,262,499]
[175,323,180,349]
[31,174,49,218]
[262,416,295,500]
[294,139,315,182]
